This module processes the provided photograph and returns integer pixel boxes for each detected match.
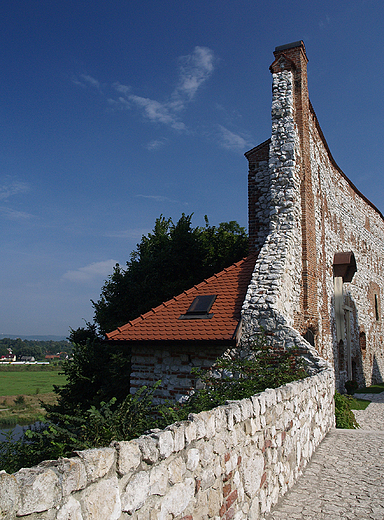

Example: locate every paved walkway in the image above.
[263,393,384,520]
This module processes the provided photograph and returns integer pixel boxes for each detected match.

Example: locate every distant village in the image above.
[0,338,71,364]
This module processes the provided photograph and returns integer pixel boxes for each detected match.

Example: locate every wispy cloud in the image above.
[217,125,251,151]
[136,194,185,205]
[146,138,168,151]
[0,180,29,201]
[110,46,216,130]
[129,95,185,130]
[104,228,149,239]
[62,260,117,283]
[319,15,331,28]
[72,74,102,92]
[175,46,215,101]
[0,207,34,220]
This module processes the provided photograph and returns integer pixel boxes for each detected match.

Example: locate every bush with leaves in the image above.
[0,384,162,474]
[334,392,359,429]
[159,333,308,423]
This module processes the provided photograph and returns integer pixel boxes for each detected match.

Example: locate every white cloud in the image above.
[109,46,215,130]
[0,180,29,201]
[217,125,251,151]
[146,138,168,151]
[129,95,185,130]
[62,259,118,283]
[72,74,102,92]
[175,46,215,100]
[0,206,34,220]
[113,82,131,95]
[104,228,149,239]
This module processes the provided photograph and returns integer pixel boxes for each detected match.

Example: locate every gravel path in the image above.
[262,392,384,519]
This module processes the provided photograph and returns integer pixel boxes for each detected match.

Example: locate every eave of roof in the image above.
[106,254,257,343]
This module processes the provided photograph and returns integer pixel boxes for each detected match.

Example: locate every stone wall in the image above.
[0,367,334,520]
[130,343,229,402]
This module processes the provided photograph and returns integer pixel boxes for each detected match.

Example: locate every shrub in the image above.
[334,392,359,429]
[345,380,358,395]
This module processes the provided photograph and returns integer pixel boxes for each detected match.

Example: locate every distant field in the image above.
[0,368,67,396]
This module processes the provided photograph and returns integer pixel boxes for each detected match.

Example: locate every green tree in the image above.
[93,214,248,334]
[47,323,131,416]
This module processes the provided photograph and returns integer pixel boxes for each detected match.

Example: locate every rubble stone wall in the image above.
[0,367,334,520]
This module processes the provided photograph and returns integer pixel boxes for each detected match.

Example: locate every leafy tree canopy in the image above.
[93,214,248,334]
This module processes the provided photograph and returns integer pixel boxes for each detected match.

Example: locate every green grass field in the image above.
[0,367,67,396]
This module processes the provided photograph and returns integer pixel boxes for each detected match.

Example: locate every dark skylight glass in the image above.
[179,294,217,320]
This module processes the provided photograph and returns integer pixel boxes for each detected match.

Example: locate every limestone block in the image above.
[225,451,238,474]
[15,466,61,516]
[204,411,216,439]
[188,413,207,440]
[241,451,265,498]
[112,440,141,475]
[0,471,20,516]
[158,478,195,520]
[136,436,160,464]
[81,476,121,520]
[251,395,260,416]
[168,456,186,485]
[186,448,200,471]
[166,422,185,452]
[207,488,222,518]
[239,398,253,421]
[75,447,115,483]
[184,420,197,444]
[212,438,226,456]
[121,471,150,514]
[157,430,174,459]
[57,457,87,496]
[56,496,83,520]
[150,464,168,495]
[213,406,227,432]
[200,467,215,491]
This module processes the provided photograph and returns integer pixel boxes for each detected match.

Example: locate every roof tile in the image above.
[106,254,257,343]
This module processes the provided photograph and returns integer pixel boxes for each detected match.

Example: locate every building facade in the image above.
[244,41,384,391]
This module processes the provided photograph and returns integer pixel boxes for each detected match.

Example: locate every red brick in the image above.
[226,489,238,509]
[223,483,231,498]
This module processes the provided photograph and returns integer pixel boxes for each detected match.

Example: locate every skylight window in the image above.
[179,295,217,320]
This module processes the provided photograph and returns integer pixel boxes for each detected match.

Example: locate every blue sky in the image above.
[1,0,383,337]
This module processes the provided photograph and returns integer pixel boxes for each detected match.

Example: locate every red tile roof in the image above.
[106,254,257,343]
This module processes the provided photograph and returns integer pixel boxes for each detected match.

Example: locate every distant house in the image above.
[20,355,35,362]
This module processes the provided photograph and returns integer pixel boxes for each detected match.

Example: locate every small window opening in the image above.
[303,329,315,347]
[374,294,380,321]
[179,295,217,320]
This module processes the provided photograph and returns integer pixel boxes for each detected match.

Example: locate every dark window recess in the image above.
[375,294,380,321]
[303,329,315,347]
[179,295,217,320]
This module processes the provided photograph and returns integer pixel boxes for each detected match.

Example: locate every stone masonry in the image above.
[0,368,334,519]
